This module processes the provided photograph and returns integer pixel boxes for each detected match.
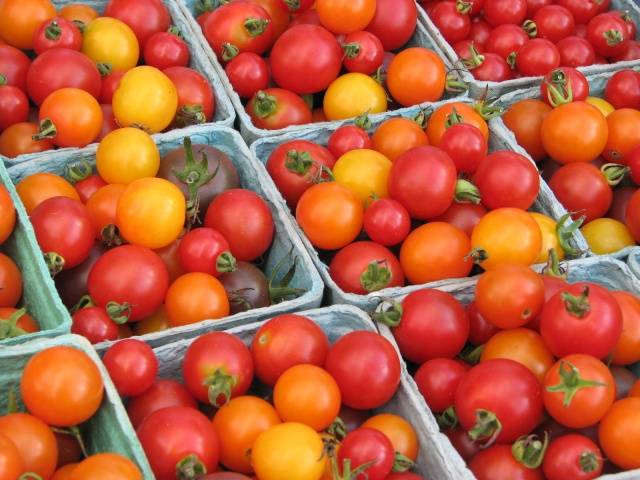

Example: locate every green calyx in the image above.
[445,107,464,128]
[216,251,237,274]
[468,409,502,447]
[195,0,222,15]
[355,111,372,129]
[97,63,112,76]
[106,301,132,324]
[252,91,277,118]
[579,451,601,473]
[32,118,57,141]
[360,260,392,293]
[204,367,237,406]
[70,295,95,314]
[542,248,568,279]
[466,247,489,265]
[413,108,432,128]
[561,286,591,318]
[556,213,585,257]
[64,159,93,183]
[458,343,484,365]
[101,224,124,249]
[601,162,629,186]
[0,308,29,340]
[285,150,313,176]
[544,69,574,107]
[372,299,403,328]
[176,104,207,128]
[462,45,485,70]
[456,0,472,14]
[222,42,239,61]
[446,74,469,94]
[19,474,43,480]
[268,249,306,304]
[523,19,538,38]
[43,252,65,277]
[474,99,504,119]
[0,74,6,86]
[392,452,415,473]
[512,433,549,469]
[243,17,270,37]
[546,360,607,407]
[176,454,207,480]
[604,29,623,46]
[330,457,377,480]
[168,25,183,37]
[436,405,459,430]
[342,42,361,59]
[326,417,347,442]
[454,179,481,204]
[44,21,62,41]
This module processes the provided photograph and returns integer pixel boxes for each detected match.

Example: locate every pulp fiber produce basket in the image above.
[176,0,467,143]
[375,255,640,480]
[151,304,469,480]
[1,0,235,166]
[0,334,154,479]
[0,162,71,346]
[418,0,640,99]
[6,125,323,350]
[494,68,638,258]
[250,96,588,312]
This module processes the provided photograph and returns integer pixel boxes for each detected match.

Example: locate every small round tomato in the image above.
[605,69,640,110]
[296,182,364,250]
[434,202,487,237]
[0,432,24,480]
[323,73,388,121]
[225,52,269,99]
[426,102,489,147]
[587,12,630,58]
[467,301,500,345]
[247,88,312,130]
[96,127,160,184]
[0,0,56,50]
[0,413,57,479]
[0,253,21,308]
[164,66,215,127]
[587,96,616,117]
[400,222,472,284]
[69,454,141,480]
[532,5,575,43]
[0,122,54,158]
[104,0,170,47]
[113,66,178,133]
[626,189,640,243]
[0,85,28,131]
[387,47,446,106]
[502,99,551,162]
[0,45,30,92]
[543,354,615,428]
[430,1,471,44]
[471,208,542,270]
[414,358,467,413]
[165,272,229,326]
[371,118,429,162]
[485,24,528,61]
[32,17,82,54]
[483,0,527,26]
[581,218,635,255]
[540,67,589,107]
[82,17,139,72]
[361,414,419,462]
[531,212,566,263]
[599,397,640,470]
[610,291,640,365]
[365,0,417,50]
[21,346,104,427]
[16,172,79,214]
[103,339,158,397]
[143,29,190,70]
[0,184,15,245]
[178,227,234,277]
[126,379,196,429]
[470,444,544,480]
[604,108,640,162]
[58,3,98,24]
[557,36,596,67]
[333,149,392,202]
[543,434,603,480]
[71,306,119,344]
[316,0,376,34]
[342,30,384,75]
[515,38,560,77]
[363,198,411,246]
[337,428,394,480]
[439,123,487,174]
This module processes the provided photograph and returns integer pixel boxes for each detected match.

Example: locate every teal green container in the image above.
[0,163,71,346]
[0,334,153,478]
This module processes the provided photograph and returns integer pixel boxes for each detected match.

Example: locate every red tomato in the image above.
[144,30,190,70]
[470,444,544,480]
[99,71,125,104]
[515,39,560,77]
[224,52,269,99]
[556,36,596,67]
[439,123,487,174]
[587,12,630,58]
[363,198,411,246]
[540,67,590,107]
[466,50,513,82]
[71,306,119,344]
[485,24,529,61]
[483,0,527,26]
[468,17,492,48]
[337,428,394,480]
[414,358,467,413]
[0,45,30,91]
[557,0,600,24]
[164,66,215,126]
[103,339,158,397]
[532,5,576,43]
[433,202,487,237]
[445,427,481,463]
[430,1,471,44]
[127,379,197,429]
[327,124,372,158]
[246,88,312,130]
[605,69,640,110]
[104,0,170,47]
[542,434,603,480]
[365,0,417,50]
[74,174,107,204]
[466,301,500,345]
[178,227,235,277]
[325,331,400,410]
[342,31,384,75]
[32,17,82,54]
[0,85,28,131]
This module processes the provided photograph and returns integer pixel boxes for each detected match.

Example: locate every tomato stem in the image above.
[446,73,469,94]
[413,108,431,128]
[454,179,481,204]
[100,224,125,249]
[355,111,372,129]
[52,426,89,459]
[579,451,601,473]
[561,286,591,318]
[546,360,607,407]
[360,260,392,293]
[97,63,112,76]
[43,252,65,277]
[168,25,183,38]
[542,248,568,279]
[44,21,61,41]
[216,251,237,274]
[555,213,585,257]
[0,74,5,86]
[512,433,548,469]
[176,454,207,480]
[601,163,629,186]
[545,69,574,107]
[466,247,489,265]
[342,42,361,59]
[372,299,403,327]
[522,20,538,38]
[462,45,485,70]
[176,104,207,128]
[392,452,415,473]
[64,160,94,183]
[436,405,459,430]
[106,301,132,324]
[473,100,504,119]
[604,29,623,46]
[506,52,517,69]
[445,107,464,128]
[458,344,484,365]
[243,17,270,37]
[221,42,239,61]
[468,409,502,447]
[456,0,472,14]
[194,0,221,15]
[326,417,347,441]
[0,307,28,340]
[70,294,95,314]
[32,118,57,141]
[204,368,237,406]
[284,0,300,11]
[252,90,277,118]
[19,473,43,480]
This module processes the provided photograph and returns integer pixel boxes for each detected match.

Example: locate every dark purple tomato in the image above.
[219,261,270,314]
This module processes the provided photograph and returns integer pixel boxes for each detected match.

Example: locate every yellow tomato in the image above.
[530,212,565,264]
[96,128,160,184]
[581,218,635,254]
[333,149,392,203]
[113,66,178,133]
[586,96,615,117]
[252,423,326,480]
[323,73,387,121]
[82,17,139,72]
[133,305,169,335]
[116,177,185,249]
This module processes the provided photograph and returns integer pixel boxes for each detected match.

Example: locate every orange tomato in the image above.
[69,453,142,480]
[481,328,554,382]
[86,184,126,240]
[470,208,542,270]
[540,101,608,164]
[165,272,230,326]
[0,253,22,308]
[0,432,23,480]
[274,364,341,431]
[0,0,56,49]
[316,0,376,34]
[599,398,640,470]
[400,222,473,284]
[372,118,429,161]
[16,172,79,214]
[52,463,79,480]
[296,182,364,250]
[426,102,489,147]
[387,48,446,106]
[58,4,98,24]
[0,184,16,245]
[610,291,640,365]
[0,122,54,158]
[630,380,640,397]
[133,305,170,335]
[603,108,640,162]
[502,99,551,162]
[213,396,281,474]
[362,414,419,461]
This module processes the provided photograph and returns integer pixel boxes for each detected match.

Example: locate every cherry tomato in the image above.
[502,99,551,162]
[365,0,416,50]
[126,379,196,429]
[468,17,492,48]
[1,122,54,158]
[605,69,640,110]
[470,444,543,480]
[225,52,269,99]
[32,17,82,54]
[323,72,388,121]
[371,118,428,162]
[426,102,489,147]
[0,432,25,480]
[74,174,107,204]
[316,0,376,35]
[430,1,471,44]
[485,24,529,61]
[96,128,159,184]
[71,306,119,344]
[466,49,513,82]
[178,227,234,277]
[104,0,169,47]
[599,397,640,469]
[515,39,560,77]
[445,427,481,463]
[0,253,21,308]
[165,272,230,326]
[581,218,635,255]
[604,108,640,162]
[103,339,158,397]
[337,428,394,480]
[247,88,312,130]
[532,5,575,43]
[466,301,500,345]
[387,48,446,106]
[483,0,527,26]
[100,71,125,104]
[361,414,418,462]
[0,0,56,50]
[69,454,141,480]
[327,124,371,158]
[543,434,603,480]
[144,29,190,70]
[587,12,630,58]
[82,17,140,72]
[86,183,126,240]
[164,66,215,127]
[557,36,596,67]
[414,358,466,413]
[342,31,384,75]
[0,85,28,131]
[434,202,487,237]
[540,67,589,107]
[609,291,640,365]
[58,3,99,24]
[440,123,487,174]
[557,0,600,24]
[363,198,411,246]
[0,413,57,478]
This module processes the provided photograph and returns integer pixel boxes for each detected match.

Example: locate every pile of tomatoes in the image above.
[11,129,304,344]
[503,67,640,255]
[262,100,577,295]
[192,0,460,130]
[1,344,144,479]
[422,0,640,82]
[100,312,425,480]
[373,258,640,479]
[0,0,216,158]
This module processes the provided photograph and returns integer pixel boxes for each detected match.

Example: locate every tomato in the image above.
[361,414,418,462]
[31,197,95,273]
[324,73,388,121]
[466,49,513,82]
[337,428,394,480]
[266,140,335,208]
[219,261,268,315]
[16,172,79,214]
[430,1,471,44]
[626,189,640,242]
[599,398,639,473]
[252,423,325,480]
[113,66,178,133]
[103,339,158,397]
[21,346,104,426]
[529,213,563,263]
[144,30,190,70]
[471,208,542,270]
[213,396,280,474]
[365,0,416,50]
[371,118,428,162]
[387,48,446,106]
[247,88,312,130]
[581,218,635,254]
[0,431,26,480]
[445,427,481,463]
[483,0,527,26]
[89,244,169,322]
[485,24,528,61]
[455,359,543,444]
[605,69,640,110]
[550,163,612,224]
[434,202,487,238]
[58,3,98,24]
[176,227,232,277]
[440,124,487,175]
[0,45,29,93]
[104,0,169,47]
[330,241,404,294]
[587,13,630,58]
[414,358,466,413]
[82,17,139,73]
[540,67,589,107]
[342,31,384,75]
[400,222,472,284]
[69,454,142,480]
[363,198,411,246]
[608,185,636,222]
[296,182,364,250]
[97,129,158,185]
[333,149,391,202]
[514,39,559,78]
[225,52,269,99]
[426,102,489,147]
[556,0,599,23]
[468,17,492,48]
[604,108,640,162]
[542,434,603,480]
[85,184,125,240]
[0,253,21,308]
[251,314,329,387]
[543,354,615,428]
[37,88,102,148]
[133,305,170,336]
[502,100,551,162]
[328,124,371,158]
[0,414,57,478]
[127,379,197,429]
[467,301,500,345]
[71,306,119,344]
[470,445,544,480]
[325,331,400,410]
[164,66,215,127]
[74,173,107,204]
[608,291,640,365]
[0,85,28,134]
[532,5,575,43]
[0,0,56,50]
[557,36,596,67]
[270,25,341,94]
[138,406,219,480]
[165,272,230,326]
[32,17,82,54]
[316,0,375,34]
[0,307,38,338]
